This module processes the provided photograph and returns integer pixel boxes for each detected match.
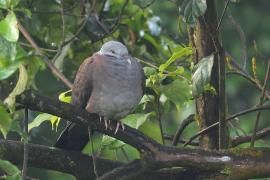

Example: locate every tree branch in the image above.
[0,139,122,179]
[172,114,195,146]
[14,91,270,179]
[232,126,270,147]
[17,21,73,89]
[184,105,270,146]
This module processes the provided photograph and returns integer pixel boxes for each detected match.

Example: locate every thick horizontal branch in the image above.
[0,140,205,180]
[16,91,161,154]
[15,91,270,179]
[0,139,122,179]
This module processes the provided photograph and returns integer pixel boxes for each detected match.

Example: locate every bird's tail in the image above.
[54,121,89,151]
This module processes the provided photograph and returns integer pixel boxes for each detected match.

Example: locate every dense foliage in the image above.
[0,0,269,179]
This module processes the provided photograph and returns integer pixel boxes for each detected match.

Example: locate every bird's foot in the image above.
[99,116,111,130]
[114,121,125,134]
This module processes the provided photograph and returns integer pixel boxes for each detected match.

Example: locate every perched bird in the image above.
[55,41,145,151]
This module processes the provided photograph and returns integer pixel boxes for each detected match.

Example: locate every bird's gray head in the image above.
[99,41,129,58]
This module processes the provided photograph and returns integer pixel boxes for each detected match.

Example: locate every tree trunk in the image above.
[189,0,229,149]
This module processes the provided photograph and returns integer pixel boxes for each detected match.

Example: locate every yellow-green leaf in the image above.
[0,11,19,42]
[4,65,28,111]
[28,113,53,132]
[59,90,72,103]
[159,47,192,73]
[0,104,12,138]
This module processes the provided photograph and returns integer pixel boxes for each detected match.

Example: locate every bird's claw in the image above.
[100,116,111,130]
[114,122,125,134]
[104,119,111,130]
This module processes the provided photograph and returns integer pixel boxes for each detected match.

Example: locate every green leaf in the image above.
[59,90,72,103]
[28,113,54,132]
[9,0,20,8]
[160,79,191,110]
[121,112,153,129]
[0,159,21,180]
[179,0,207,26]
[50,116,61,131]
[26,56,45,88]
[0,0,8,9]
[143,66,157,77]
[0,11,19,42]
[0,36,16,64]
[0,0,20,9]
[159,47,192,73]
[0,36,20,80]
[4,65,28,111]
[0,104,12,138]
[192,54,214,97]
[0,61,21,80]
[139,121,162,143]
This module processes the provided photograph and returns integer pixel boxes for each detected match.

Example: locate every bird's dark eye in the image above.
[111,50,115,53]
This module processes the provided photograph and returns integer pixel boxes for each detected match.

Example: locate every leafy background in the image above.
[0,0,269,179]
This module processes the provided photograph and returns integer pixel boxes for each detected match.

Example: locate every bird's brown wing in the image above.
[55,55,98,151]
[72,56,95,108]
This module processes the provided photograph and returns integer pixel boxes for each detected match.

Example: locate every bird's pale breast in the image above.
[86,56,143,119]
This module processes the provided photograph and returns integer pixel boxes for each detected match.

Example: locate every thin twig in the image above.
[164,134,199,146]
[19,42,58,52]
[88,126,99,178]
[139,0,155,9]
[227,71,270,100]
[22,108,29,179]
[62,17,87,46]
[17,21,73,89]
[232,126,270,147]
[216,0,230,31]
[226,9,247,69]
[225,51,270,100]
[60,0,65,45]
[156,95,165,145]
[250,61,270,147]
[184,105,270,146]
[172,114,195,146]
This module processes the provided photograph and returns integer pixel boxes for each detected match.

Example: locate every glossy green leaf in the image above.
[159,47,192,73]
[28,113,54,132]
[0,11,19,42]
[0,160,20,180]
[0,36,16,64]
[192,54,214,97]
[0,104,12,138]
[180,0,207,26]
[160,79,191,110]
[4,65,28,111]
[59,90,72,103]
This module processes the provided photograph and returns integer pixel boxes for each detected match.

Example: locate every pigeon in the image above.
[55,41,145,151]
